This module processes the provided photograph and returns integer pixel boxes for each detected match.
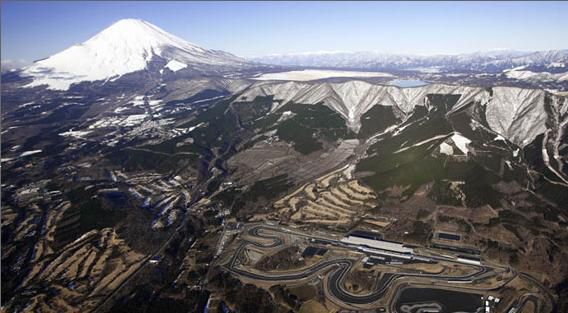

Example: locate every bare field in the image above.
[229,140,359,185]
[273,166,377,227]
[16,228,145,312]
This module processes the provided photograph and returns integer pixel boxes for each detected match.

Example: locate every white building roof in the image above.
[341,236,414,254]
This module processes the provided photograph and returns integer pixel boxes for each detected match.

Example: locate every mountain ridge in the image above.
[253,49,568,72]
[235,80,565,147]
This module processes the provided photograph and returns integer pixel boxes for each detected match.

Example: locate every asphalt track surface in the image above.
[224,224,499,306]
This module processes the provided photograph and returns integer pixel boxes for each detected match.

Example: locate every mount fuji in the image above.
[21,19,254,90]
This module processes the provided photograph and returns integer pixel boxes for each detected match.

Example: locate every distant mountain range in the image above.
[253,49,568,73]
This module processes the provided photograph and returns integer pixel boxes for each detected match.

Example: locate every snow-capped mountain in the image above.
[235,80,564,147]
[22,19,253,90]
[253,49,568,73]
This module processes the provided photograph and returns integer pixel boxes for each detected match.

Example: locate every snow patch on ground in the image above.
[253,69,393,81]
[513,149,519,157]
[148,99,163,109]
[451,133,471,155]
[89,113,148,129]
[20,150,42,157]
[123,114,148,126]
[277,110,296,122]
[59,129,92,138]
[19,102,35,108]
[395,134,450,153]
[132,95,145,104]
[505,160,513,169]
[165,60,187,72]
[187,122,205,132]
[114,106,130,113]
[504,68,567,82]
[494,134,506,142]
[439,142,454,155]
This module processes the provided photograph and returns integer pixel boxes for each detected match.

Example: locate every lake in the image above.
[394,287,483,313]
[389,79,430,88]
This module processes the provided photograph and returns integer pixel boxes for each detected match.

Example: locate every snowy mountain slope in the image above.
[235,80,563,147]
[22,19,251,90]
[485,87,547,146]
[504,67,568,82]
[236,81,486,129]
[437,133,472,156]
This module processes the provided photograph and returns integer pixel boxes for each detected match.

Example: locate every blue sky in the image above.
[2,1,567,67]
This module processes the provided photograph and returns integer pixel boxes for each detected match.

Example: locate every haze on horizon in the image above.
[2,1,567,70]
